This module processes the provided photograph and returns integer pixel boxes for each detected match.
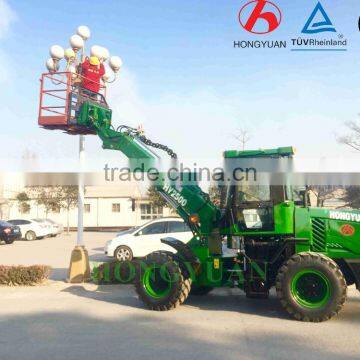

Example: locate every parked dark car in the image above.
[0,220,21,244]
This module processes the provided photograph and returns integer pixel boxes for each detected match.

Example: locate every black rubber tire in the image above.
[4,238,14,244]
[276,252,347,322]
[25,231,36,241]
[190,286,214,296]
[135,252,191,311]
[115,245,133,262]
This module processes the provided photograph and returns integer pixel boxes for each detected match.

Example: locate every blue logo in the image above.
[302,2,336,34]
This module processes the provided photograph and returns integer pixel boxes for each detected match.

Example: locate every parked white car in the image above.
[8,219,50,241]
[32,218,63,237]
[105,217,193,261]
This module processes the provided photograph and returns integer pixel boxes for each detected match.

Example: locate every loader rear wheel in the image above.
[276,252,347,322]
[135,252,191,311]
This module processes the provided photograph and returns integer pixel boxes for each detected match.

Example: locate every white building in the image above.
[1,184,173,230]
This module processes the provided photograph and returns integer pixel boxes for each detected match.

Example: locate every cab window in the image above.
[234,185,275,231]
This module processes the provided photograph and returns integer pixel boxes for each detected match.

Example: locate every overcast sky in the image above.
[0,0,359,172]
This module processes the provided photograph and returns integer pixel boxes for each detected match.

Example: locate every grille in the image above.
[311,218,326,252]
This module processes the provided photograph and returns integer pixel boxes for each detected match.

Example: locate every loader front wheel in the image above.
[276,252,347,322]
[135,252,191,311]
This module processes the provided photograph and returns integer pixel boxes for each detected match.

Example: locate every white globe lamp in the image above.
[90,45,103,59]
[70,34,84,50]
[100,47,110,61]
[77,25,90,40]
[49,45,64,60]
[46,58,60,72]
[109,56,123,73]
[64,48,76,61]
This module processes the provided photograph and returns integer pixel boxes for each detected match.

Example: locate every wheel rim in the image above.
[117,248,130,261]
[27,232,34,241]
[143,266,171,299]
[291,269,331,309]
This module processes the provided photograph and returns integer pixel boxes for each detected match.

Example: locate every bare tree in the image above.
[341,186,360,209]
[308,186,342,207]
[57,186,79,234]
[16,192,31,214]
[338,120,360,151]
[27,186,62,219]
[147,185,168,208]
[233,127,252,150]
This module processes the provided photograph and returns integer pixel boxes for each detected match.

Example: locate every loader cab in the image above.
[222,147,296,236]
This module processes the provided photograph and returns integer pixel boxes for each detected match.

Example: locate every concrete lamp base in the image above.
[68,245,91,283]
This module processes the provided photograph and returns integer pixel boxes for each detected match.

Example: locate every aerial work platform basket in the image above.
[38,71,107,135]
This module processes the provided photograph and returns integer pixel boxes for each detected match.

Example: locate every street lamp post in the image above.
[77,135,85,246]
[68,134,90,283]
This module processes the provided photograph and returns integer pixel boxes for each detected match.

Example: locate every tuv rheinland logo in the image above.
[291,1,347,52]
[302,2,336,34]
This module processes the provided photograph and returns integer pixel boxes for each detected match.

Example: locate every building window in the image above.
[112,203,121,212]
[84,204,91,213]
[140,204,163,220]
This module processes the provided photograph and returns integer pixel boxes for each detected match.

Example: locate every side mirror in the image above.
[136,230,143,236]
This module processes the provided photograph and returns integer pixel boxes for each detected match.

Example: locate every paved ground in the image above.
[0,233,360,360]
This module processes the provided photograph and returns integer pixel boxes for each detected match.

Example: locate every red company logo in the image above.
[238,0,282,34]
[340,224,355,236]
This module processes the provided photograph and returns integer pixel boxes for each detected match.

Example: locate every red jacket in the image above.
[80,60,105,93]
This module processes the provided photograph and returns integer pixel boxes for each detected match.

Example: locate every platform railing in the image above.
[38,71,107,127]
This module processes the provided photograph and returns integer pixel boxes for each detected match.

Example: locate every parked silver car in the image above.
[8,219,50,241]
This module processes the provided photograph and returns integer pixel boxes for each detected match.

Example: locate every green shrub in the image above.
[0,265,51,286]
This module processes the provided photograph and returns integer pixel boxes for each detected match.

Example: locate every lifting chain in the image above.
[116,125,177,159]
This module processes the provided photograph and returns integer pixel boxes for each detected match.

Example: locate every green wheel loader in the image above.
[41,99,360,322]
